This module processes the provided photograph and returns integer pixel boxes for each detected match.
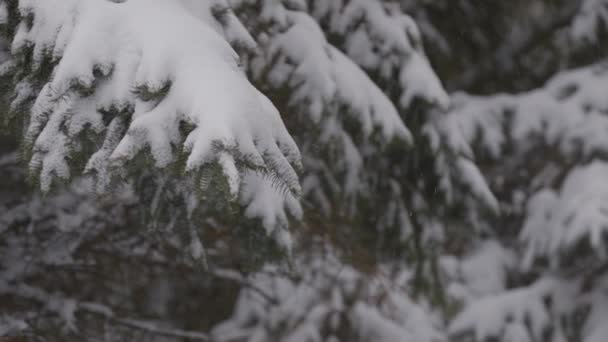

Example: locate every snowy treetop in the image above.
[1,0,301,199]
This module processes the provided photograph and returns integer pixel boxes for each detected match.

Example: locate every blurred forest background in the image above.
[2,0,608,341]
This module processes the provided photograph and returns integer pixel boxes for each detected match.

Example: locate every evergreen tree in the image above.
[435,2,608,342]
[2,1,608,342]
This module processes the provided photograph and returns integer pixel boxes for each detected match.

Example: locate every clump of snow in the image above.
[521,161,608,267]
[449,279,554,342]
[309,0,449,109]
[448,63,608,160]
[241,172,302,250]
[571,0,608,43]
[443,241,515,303]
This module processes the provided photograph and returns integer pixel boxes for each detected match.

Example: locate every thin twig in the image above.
[79,302,210,341]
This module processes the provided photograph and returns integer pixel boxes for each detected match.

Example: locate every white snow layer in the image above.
[447,62,608,265]
[571,0,608,42]
[521,161,608,266]
[448,63,608,160]
[213,255,444,342]
[5,0,303,236]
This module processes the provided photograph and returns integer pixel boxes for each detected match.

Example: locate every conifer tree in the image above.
[3,1,608,342]
[435,2,608,342]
